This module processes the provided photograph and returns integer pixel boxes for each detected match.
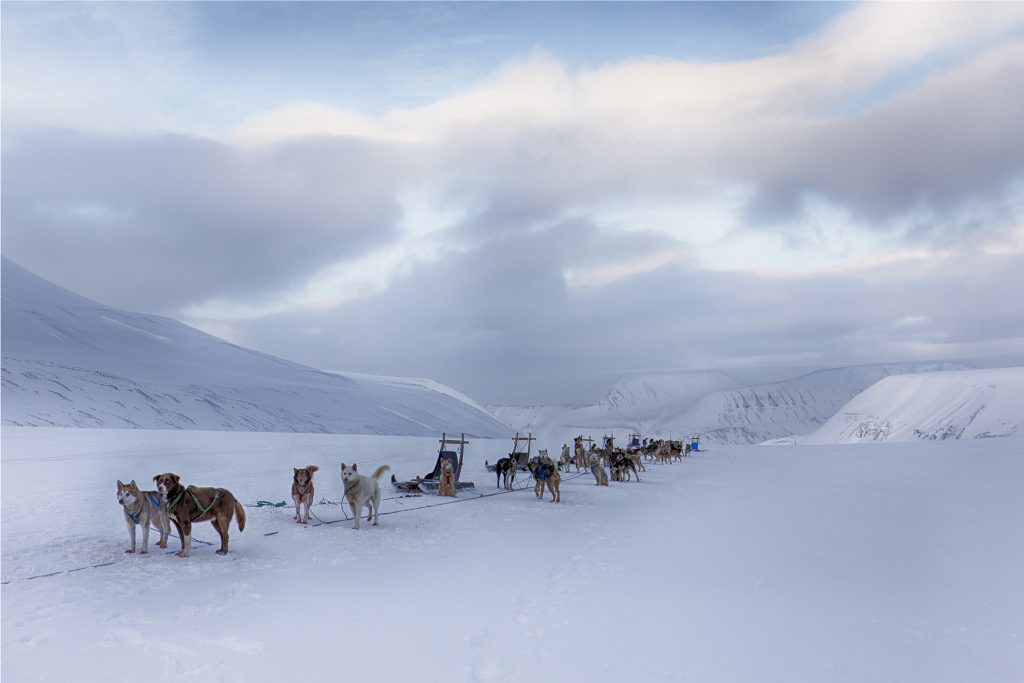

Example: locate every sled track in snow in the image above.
[1,471,594,584]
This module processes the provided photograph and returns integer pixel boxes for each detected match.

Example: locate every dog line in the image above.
[3,473,593,584]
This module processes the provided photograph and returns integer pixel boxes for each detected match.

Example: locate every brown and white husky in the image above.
[292,465,319,524]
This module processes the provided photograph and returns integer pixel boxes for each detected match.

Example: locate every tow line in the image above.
[2,471,592,584]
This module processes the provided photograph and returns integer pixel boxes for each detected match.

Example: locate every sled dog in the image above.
[589,456,609,486]
[574,436,588,472]
[154,473,245,557]
[529,455,560,503]
[292,465,319,524]
[340,463,390,529]
[495,456,517,490]
[438,459,457,497]
[117,479,170,554]
[558,444,573,472]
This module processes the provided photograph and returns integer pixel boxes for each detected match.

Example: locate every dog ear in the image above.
[171,474,180,484]
[340,462,346,470]
[130,480,137,488]
[153,475,160,483]
[117,480,124,488]
[294,468,299,474]
[352,463,358,471]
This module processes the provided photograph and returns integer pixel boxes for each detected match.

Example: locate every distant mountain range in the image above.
[489,361,1020,445]
[1,258,511,437]
[796,367,1023,444]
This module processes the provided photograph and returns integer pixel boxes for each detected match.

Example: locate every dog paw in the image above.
[140,549,148,555]
[124,549,134,554]
[216,550,228,555]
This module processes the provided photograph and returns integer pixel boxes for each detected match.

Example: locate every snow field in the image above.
[2,428,1023,682]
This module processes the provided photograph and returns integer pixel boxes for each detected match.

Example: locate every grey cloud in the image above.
[224,218,1024,403]
[737,47,1024,234]
[1,130,412,313]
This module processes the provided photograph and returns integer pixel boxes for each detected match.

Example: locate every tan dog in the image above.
[437,459,456,497]
[292,465,319,524]
[529,453,561,502]
[574,436,588,472]
[589,455,609,486]
[154,473,246,557]
[117,480,170,554]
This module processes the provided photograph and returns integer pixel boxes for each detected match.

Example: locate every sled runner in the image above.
[391,433,476,494]
[485,432,535,472]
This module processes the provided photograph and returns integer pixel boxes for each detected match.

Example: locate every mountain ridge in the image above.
[1,257,511,437]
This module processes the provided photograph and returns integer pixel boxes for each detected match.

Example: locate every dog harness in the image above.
[188,489,220,519]
[167,487,221,521]
[127,495,163,525]
[126,503,144,525]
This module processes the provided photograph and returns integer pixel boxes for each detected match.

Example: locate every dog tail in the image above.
[307,465,320,473]
[371,465,390,480]
[235,500,246,532]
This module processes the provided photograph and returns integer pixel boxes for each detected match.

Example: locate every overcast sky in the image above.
[3,2,1023,404]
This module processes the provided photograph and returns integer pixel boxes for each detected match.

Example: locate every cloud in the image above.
[213,222,1024,402]
[3,2,1023,401]
[1,131,412,311]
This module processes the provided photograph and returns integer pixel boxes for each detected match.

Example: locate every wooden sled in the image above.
[485,432,535,472]
[391,433,476,494]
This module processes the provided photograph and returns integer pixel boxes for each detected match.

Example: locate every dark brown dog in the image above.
[153,473,246,557]
[292,465,319,524]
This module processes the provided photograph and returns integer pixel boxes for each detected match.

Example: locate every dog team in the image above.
[116,461,391,558]
[117,433,693,557]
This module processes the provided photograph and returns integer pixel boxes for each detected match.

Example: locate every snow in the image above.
[801,367,1024,443]
[3,427,1023,682]
[1,258,510,437]
[491,362,974,445]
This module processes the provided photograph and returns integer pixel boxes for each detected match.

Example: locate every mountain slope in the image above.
[0,258,510,437]
[800,367,1024,444]
[661,362,970,444]
[492,363,973,444]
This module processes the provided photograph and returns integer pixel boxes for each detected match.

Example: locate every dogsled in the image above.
[485,432,535,472]
[391,433,476,494]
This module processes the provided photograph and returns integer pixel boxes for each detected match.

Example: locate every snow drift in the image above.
[0,258,511,437]
[801,367,1024,443]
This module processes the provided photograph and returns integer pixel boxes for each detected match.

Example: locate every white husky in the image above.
[340,463,390,529]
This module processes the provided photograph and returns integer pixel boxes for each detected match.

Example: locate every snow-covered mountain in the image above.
[799,367,1023,444]
[0,258,511,437]
[491,362,974,444]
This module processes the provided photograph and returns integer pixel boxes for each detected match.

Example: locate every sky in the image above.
[3,1,1024,404]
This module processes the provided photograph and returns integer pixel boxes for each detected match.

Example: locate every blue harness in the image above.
[127,495,162,525]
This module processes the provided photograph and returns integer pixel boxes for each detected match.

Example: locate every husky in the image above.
[610,450,640,482]
[574,436,588,472]
[117,480,170,554]
[494,456,517,490]
[437,459,457,497]
[340,463,390,529]
[292,465,319,524]
[528,454,561,503]
[589,455,609,486]
[154,473,246,557]
[558,444,573,472]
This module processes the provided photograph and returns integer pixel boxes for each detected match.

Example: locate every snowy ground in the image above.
[2,428,1022,682]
